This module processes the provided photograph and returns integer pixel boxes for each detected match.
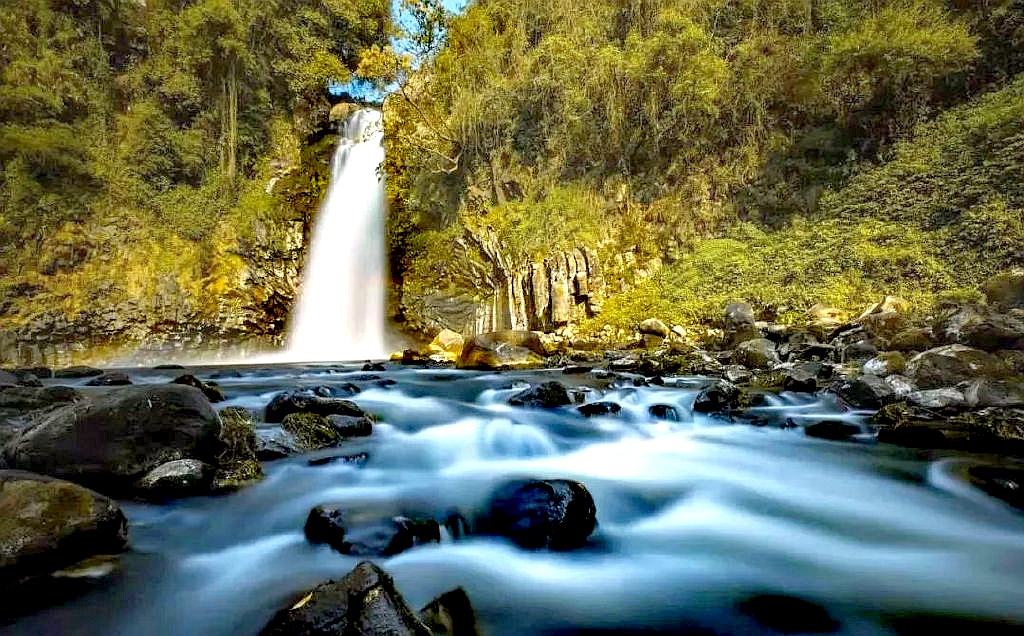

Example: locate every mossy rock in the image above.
[213,459,264,493]
[282,412,341,450]
[0,471,128,590]
[218,407,258,464]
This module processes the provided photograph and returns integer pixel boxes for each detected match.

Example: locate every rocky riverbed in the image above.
[1,331,1024,634]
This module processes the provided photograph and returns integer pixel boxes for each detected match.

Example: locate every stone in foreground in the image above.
[0,470,128,592]
[477,479,596,550]
[4,385,221,495]
[259,561,432,636]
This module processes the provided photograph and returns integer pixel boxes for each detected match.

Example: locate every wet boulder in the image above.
[477,479,597,550]
[265,389,365,423]
[326,413,373,438]
[509,382,572,409]
[456,331,547,370]
[134,459,215,500]
[305,505,441,557]
[259,561,433,636]
[172,374,226,403]
[84,372,132,386]
[282,413,343,450]
[828,375,895,409]
[648,404,681,421]
[419,588,480,636]
[255,427,304,460]
[692,379,740,414]
[905,345,1007,390]
[3,385,221,495]
[577,401,622,418]
[0,471,128,590]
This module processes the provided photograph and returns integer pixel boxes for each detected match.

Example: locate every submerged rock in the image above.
[509,382,572,409]
[804,421,861,441]
[0,471,128,591]
[3,385,221,495]
[305,505,442,557]
[648,404,681,421]
[259,561,433,636]
[477,479,596,550]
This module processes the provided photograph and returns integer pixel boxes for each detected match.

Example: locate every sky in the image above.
[331,0,469,101]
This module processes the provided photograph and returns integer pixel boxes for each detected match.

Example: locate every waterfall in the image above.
[285,109,387,362]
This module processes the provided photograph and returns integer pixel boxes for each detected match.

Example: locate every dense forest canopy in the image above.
[377,0,1024,334]
[0,0,388,334]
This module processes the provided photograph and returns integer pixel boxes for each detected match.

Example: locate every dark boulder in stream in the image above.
[509,381,572,409]
[692,379,740,414]
[477,479,597,550]
[0,470,128,592]
[171,374,226,402]
[259,561,433,636]
[265,389,366,423]
[3,385,221,495]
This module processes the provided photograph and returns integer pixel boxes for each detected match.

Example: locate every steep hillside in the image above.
[381,0,1024,341]
[0,0,388,364]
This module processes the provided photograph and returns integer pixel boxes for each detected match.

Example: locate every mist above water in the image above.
[7,366,1024,636]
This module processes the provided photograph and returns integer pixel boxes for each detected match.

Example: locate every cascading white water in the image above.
[285,109,387,362]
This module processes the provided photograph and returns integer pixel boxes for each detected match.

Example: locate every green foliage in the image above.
[0,0,389,331]
[383,0,1023,343]
[281,412,340,449]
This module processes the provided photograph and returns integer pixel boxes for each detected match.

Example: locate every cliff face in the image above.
[398,225,621,341]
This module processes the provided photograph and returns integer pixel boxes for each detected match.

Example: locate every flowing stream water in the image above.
[285,109,387,362]
[5,365,1024,635]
